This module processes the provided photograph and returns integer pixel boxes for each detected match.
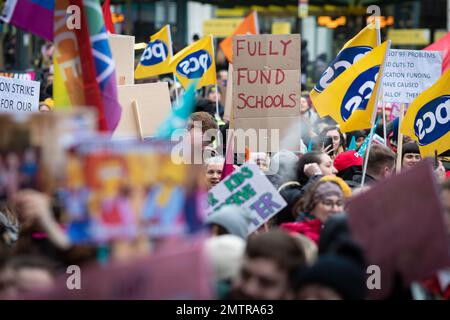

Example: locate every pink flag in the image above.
[221,131,235,180]
[1,0,54,41]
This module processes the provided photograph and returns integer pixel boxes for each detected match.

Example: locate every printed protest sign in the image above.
[232,34,301,152]
[0,71,36,81]
[347,160,450,299]
[61,140,206,243]
[206,163,287,234]
[0,76,40,113]
[383,49,442,104]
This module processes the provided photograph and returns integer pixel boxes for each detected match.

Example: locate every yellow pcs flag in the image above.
[135,25,173,79]
[170,35,217,89]
[401,69,450,156]
[311,22,378,115]
[311,41,389,133]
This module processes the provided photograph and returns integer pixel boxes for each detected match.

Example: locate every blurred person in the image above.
[204,234,246,299]
[0,207,19,252]
[188,111,219,161]
[346,130,367,151]
[217,69,228,87]
[333,151,363,189]
[0,255,56,299]
[293,254,366,300]
[205,205,253,240]
[318,213,366,269]
[206,86,224,118]
[281,178,351,244]
[249,152,269,172]
[204,156,224,190]
[300,93,318,124]
[230,229,306,300]
[291,233,318,266]
[295,151,337,187]
[352,144,396,185]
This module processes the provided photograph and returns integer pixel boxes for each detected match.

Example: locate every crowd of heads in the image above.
[0,66,449,301]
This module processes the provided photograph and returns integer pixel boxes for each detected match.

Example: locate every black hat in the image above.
[294,254,367,300]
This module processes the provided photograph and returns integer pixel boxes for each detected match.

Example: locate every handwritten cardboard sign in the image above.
[206,163,287,234]
[232,34,301,152]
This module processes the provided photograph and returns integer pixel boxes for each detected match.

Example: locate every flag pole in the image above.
[376,16,387,146]
[361,40,391,187]
[210,34,220,117]
[395,103,406,173]
[173,74,180,106]
[167,25,179,106]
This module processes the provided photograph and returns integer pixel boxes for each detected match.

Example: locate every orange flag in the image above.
[219,11,259,63]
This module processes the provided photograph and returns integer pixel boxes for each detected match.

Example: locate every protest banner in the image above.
[206,163,287,234]
[113,82,172,139]
[347,160,450,299]
[24,239,212,299]
[61,139,206,243]
[232,34,301,152]
[0,76,40,113]
[0,70,36,81]
[0,109,97,204]
[383,49,442,104]
[108,34,135,85]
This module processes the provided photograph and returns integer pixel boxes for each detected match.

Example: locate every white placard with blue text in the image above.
[206,163,287,235]
[383,49,442,104]
[0,76,40,113]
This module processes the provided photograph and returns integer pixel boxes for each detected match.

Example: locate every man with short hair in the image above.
[352,144,396,185]
[230,229,306,300]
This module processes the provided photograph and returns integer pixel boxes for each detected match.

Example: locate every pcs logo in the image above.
[414,95,450,145]
[315,46,372,93]
[341,65,380,122]
[176,50,212,79]
[140,40,169,66]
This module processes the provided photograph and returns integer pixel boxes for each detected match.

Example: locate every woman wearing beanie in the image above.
[280,178,351,244]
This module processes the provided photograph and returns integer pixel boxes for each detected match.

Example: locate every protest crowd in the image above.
[0,0,450,301]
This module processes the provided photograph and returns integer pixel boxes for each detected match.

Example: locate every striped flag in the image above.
[1,0,54,40]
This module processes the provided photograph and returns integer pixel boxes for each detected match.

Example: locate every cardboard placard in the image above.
[383,49,442,104]
[0,76,40,113]
[23,240,212,299]
[232,35,301,152]
[108,34,135,85]
[113,82,172,139]
[206,163,287,234]
[347,160,450,299]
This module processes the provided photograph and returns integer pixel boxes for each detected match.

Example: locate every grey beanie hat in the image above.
[205,205,255,239]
